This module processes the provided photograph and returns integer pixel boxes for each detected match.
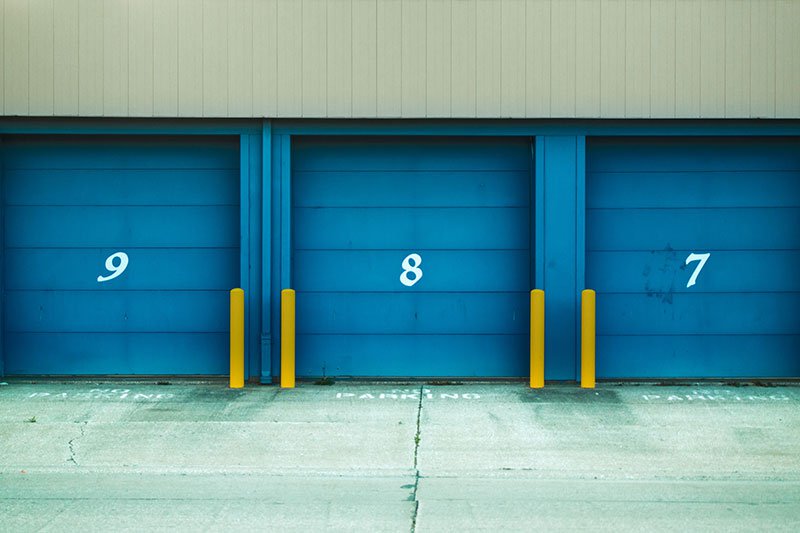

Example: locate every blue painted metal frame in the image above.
[261,122,273,383]
[0,138,4,377]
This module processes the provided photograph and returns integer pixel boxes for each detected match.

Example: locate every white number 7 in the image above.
[685,252,710,288]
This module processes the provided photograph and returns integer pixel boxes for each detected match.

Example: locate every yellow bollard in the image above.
[229,288,245,389]
[530,289,545,389]
[281,289,296,388]
[581,289,596,389]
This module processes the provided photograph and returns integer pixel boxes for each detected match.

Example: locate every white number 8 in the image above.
[97,252,129,283]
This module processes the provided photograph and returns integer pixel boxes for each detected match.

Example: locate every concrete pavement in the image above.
[1,381,799,531]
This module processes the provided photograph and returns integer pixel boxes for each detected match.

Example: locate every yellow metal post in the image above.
[581,289,596,389]
[281,289,296,388]
[530,289,545,389]
[229,288,245,389]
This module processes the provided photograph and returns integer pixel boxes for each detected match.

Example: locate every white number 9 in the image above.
[97,252,129,283]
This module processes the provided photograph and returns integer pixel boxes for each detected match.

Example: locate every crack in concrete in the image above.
[410,385,424,533]
[67,421,87,467]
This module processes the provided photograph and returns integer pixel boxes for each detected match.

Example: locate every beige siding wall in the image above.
[2,0,799,118]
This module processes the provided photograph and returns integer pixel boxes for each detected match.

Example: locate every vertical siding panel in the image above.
[228,0,254,117]
[675,0,700,117]
[376,0,401,116]
[78,0,103,116]
[29,0,55,115]
[277,0,302,116]
[650,0,676,117]
[103,0,129,116]
[776,0,800,117]
[53,0,79,115]
[749,0,775,118]
[426,0,451,117]
[625,0,650,117]
[600,0,625,117]
[177,0,203,117]
[501,0,526,117]
[327,0,352,117]
[451,0,476,117]
[352,0,377,117]
[5,0,29,114]
[525,0,550,117]
[401,0,426,116]
[551,0,576,117]
[203,0,228,117]
[253,0,278,117]
[128,0,154,116]
[724,0,749,117]
[302,0,326,117]
[0,0,4,113]
[153,0,179,116]
[699,0,725,117]
[575,0,601,117]
[476,0,501,117]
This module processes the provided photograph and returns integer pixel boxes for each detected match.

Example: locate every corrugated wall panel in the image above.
[328,0,353,117]
[103,0,129,116]
[675,0,701,117]
[776,0,800,117]
[177,0,203,116]
[426,0,451,118]
[575,0,601,117]
[5,0,28,115]
[525,0,550,117]
[376,0,401,116]
[476,0,501,117]
[3,0,800,118]
[451,0,476,117]
[154,0,179,117]
[302,0,326,117]
[352,0,377,117]
[600,0,625,117]
[253,0,278,117]
[625,0,650,117]
[551,0,576,117]
[650,0,676,117]
[128,0,154,116]
[750,0,776,118]
[401,0,426,116]
[79,0,103,116]
[501,0,526,117]
[29,0,54,116]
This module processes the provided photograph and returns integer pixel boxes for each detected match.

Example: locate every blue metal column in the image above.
[539,136,585,380]
[260,121,272,383]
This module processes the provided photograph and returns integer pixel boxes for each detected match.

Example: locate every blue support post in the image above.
[261,121,273,383]
[539,136,585,380]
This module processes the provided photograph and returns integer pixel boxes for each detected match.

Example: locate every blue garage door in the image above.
[2,135,239,375]
[293,137,533,377]
[587,137,800,378]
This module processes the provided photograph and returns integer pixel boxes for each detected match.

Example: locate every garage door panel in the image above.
[5,206,239,248]
[587,207,800,251]
[296,293,529,335]
[587,251,800,293]
[5,249,238,290]
[599,293,800,335]
[6,291,230,333]
[588,171,800,209]
[294,250,530,292]
[294,170,530,208]
[295,207,529,250]
[4,169,238,206]
[4,136,239,170]
[588,138,800,172]
[296,334,528,377]
[293,137,532,172]
[597,335,800,378]
[4,333,228,375]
